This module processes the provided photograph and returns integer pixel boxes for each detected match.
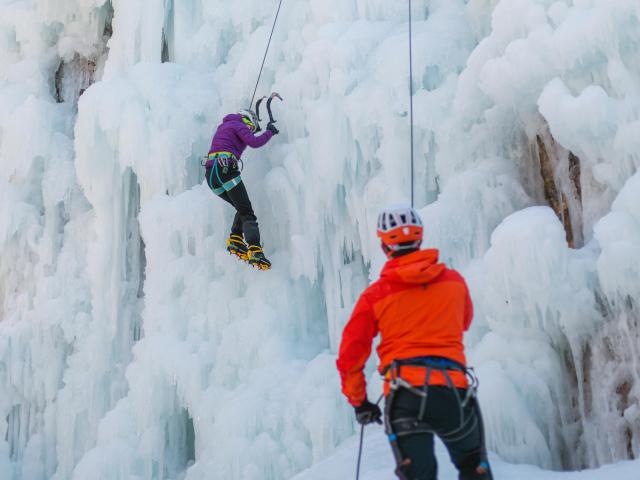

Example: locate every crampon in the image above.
[226,235,249,261]
[247,245,271,270]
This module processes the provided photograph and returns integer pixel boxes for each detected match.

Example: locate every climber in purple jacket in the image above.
[205,109,279,269]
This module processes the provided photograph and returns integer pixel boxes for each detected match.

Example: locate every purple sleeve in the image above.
[236,124,274,148]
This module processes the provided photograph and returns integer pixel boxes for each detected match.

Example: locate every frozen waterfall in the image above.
[1,0,639,479]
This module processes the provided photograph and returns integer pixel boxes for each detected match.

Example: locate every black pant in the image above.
[386,387,493,480]
[205,165,260,246]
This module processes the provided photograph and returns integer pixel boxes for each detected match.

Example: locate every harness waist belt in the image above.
[206,151,239,168]
[383,356,467,376]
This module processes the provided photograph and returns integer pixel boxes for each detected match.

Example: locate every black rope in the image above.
[408,0,415,207]
[250,0,284,109]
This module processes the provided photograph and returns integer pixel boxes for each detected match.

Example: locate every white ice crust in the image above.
[0,0,639,478]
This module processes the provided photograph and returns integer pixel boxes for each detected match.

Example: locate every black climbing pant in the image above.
[205,165,260,246]
[387,387,493,480]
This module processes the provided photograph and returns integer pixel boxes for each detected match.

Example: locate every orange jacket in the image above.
[336,249,473,406]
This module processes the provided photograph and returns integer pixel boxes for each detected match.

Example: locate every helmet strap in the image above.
[242,117,256,132]
[381,243,393,258]
[381,241,421,259]
[392,247,420,258]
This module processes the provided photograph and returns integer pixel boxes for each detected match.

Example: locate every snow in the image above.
[0,0,639,479]
[292,425,640,480]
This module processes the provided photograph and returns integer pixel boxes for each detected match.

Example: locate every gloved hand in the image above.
[266,122,279,135]
[354,399,382,426]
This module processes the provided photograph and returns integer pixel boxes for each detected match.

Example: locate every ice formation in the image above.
[0,0,639,479]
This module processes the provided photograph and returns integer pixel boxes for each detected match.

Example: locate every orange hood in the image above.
[380,249,445,284]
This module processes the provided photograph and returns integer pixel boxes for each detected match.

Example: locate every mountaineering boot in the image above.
[247,245,271,270]
[226,234,248,261]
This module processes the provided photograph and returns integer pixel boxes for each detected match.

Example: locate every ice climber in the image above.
[204,108,279,270]
[336,204,493,480]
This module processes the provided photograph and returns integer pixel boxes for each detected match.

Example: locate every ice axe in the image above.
[253,96,266,132]
[255,92,283,131]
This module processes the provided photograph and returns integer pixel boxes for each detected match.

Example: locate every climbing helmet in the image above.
[376,203,423,253]
[238,109,259,132]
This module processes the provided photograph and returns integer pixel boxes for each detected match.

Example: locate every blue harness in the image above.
[207,152,242,196]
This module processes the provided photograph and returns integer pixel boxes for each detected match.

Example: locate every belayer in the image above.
[336,204,493,480]
[204,107,279,270]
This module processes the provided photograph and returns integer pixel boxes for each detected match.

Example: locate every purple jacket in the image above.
[208,114,274,160]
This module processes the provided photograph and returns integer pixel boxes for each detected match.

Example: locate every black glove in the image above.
[266,122,279,135]
[354,399,382,426]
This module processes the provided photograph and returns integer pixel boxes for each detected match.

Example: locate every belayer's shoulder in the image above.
[360,277,392,302]
[434,267,468,285]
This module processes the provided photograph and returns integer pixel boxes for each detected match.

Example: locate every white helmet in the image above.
[238,109,259,131]
[377,203,424,255]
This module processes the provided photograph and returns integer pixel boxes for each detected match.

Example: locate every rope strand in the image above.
[250,0,284,109]
[408,0,415,207]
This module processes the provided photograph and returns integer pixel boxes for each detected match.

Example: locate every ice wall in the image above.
[0,0,639,479]
[0,1,113,479]
[433,0,640,469]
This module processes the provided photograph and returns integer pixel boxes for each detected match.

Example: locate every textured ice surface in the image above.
[0,0,639,479]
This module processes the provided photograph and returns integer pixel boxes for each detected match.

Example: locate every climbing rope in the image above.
[408,0,415,207]
[250,0,284,109]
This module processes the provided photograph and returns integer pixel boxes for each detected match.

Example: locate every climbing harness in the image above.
[254,92,283,132]
[250,0,284,109]
[407,0,416,207]
[355,394,384,480]
[382,356,490,478]
[206,152,243,196]
[210,174,242,196]
[204,151,242,169]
